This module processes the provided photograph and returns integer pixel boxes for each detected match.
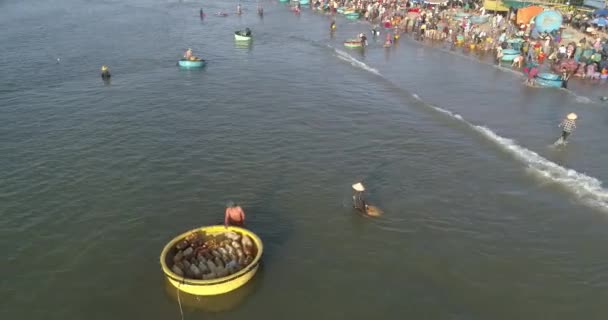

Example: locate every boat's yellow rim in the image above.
[160,225,263,286]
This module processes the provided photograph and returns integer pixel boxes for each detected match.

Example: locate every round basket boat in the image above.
[160,225,263,296]
[535,77,563,88]
[501,54,519,62]
[234,31,252,41]
[344,40,362,48]
[500,49,520,62]
[470,15,489,24]
[178,59,206,68]
[536,72,561,81]
[345,12,360,20]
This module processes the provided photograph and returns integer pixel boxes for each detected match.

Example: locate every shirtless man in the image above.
[224,201,245,227]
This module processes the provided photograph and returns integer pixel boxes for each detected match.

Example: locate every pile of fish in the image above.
[170,231,256,280]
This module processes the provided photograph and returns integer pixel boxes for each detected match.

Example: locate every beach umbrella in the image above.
[534,10,563,33]
[595,9,608,17]
[593,17,608,27]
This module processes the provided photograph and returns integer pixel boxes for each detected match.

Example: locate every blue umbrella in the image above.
[595,9,608,17]
[593,17,608,27]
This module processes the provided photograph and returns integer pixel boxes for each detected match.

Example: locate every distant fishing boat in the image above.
[178,59,206,68]
[344,40,363,48]
[234,31,252,41]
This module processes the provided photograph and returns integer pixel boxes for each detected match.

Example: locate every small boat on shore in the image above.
[279,0,290,2]
[344,40,363,48]
[299,0,310,4]
[337,7,345,14]
[535,73,563,88]
[501,49,520,62]
[234,30,252,41]
[507,38,524,51]
[470,15,489,24]
[178,58,206,68]
[345,12,360,20]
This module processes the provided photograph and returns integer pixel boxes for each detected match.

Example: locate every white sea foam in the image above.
[330,46,608,211]
[430,104,608,211]
[333,48,381,76]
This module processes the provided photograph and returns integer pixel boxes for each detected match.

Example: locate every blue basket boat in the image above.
[178,59,206,68]
[535,73,563,87]
[345,12,360,20]
[299,0,309,4]
[470,15,489,24]
[501,49,520,62]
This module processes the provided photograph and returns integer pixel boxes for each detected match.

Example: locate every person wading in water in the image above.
[352,182,382,217]
[224,201,246,227]
[556,112,577,145]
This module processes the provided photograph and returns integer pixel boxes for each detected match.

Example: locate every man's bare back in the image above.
[225,205,245,226]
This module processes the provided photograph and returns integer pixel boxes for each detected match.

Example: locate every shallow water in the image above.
[2,1,608,319]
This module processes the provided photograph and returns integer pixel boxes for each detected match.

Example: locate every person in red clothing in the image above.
[538,51,546,64]
[525,65,539,85]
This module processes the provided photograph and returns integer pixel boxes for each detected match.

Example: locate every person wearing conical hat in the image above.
[100,65,111,79]
[352,182,368,214]
[557,113,577,144]
[224,200,245,227]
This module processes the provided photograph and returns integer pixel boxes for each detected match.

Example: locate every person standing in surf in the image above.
[561,67,571,89]
[557,113,577,144]
[352,182,368,214]
[351,182,382,217]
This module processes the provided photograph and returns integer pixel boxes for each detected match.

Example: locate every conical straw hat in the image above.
[352,182,365,192]
[567,113,577,120]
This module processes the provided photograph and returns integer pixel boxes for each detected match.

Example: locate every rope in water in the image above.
[177,281,184,320]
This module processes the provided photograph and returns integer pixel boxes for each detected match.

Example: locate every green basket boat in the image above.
[344,40,363,48]
[279,0,289,2]
[234,31,252,41]
[345,12,360,20]
[178,59,206,68]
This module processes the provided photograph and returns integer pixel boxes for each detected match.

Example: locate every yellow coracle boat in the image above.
[160,225,263,296]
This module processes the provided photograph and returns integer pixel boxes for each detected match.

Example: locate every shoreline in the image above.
[300,1,607,88]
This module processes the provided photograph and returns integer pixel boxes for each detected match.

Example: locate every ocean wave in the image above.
[328,43,608,211]
[429,103,608,211]
[331,47,381,76]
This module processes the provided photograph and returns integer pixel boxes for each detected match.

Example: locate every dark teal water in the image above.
[2,1,608,319]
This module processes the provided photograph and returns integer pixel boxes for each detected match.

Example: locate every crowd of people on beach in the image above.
[308,0,608,86]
